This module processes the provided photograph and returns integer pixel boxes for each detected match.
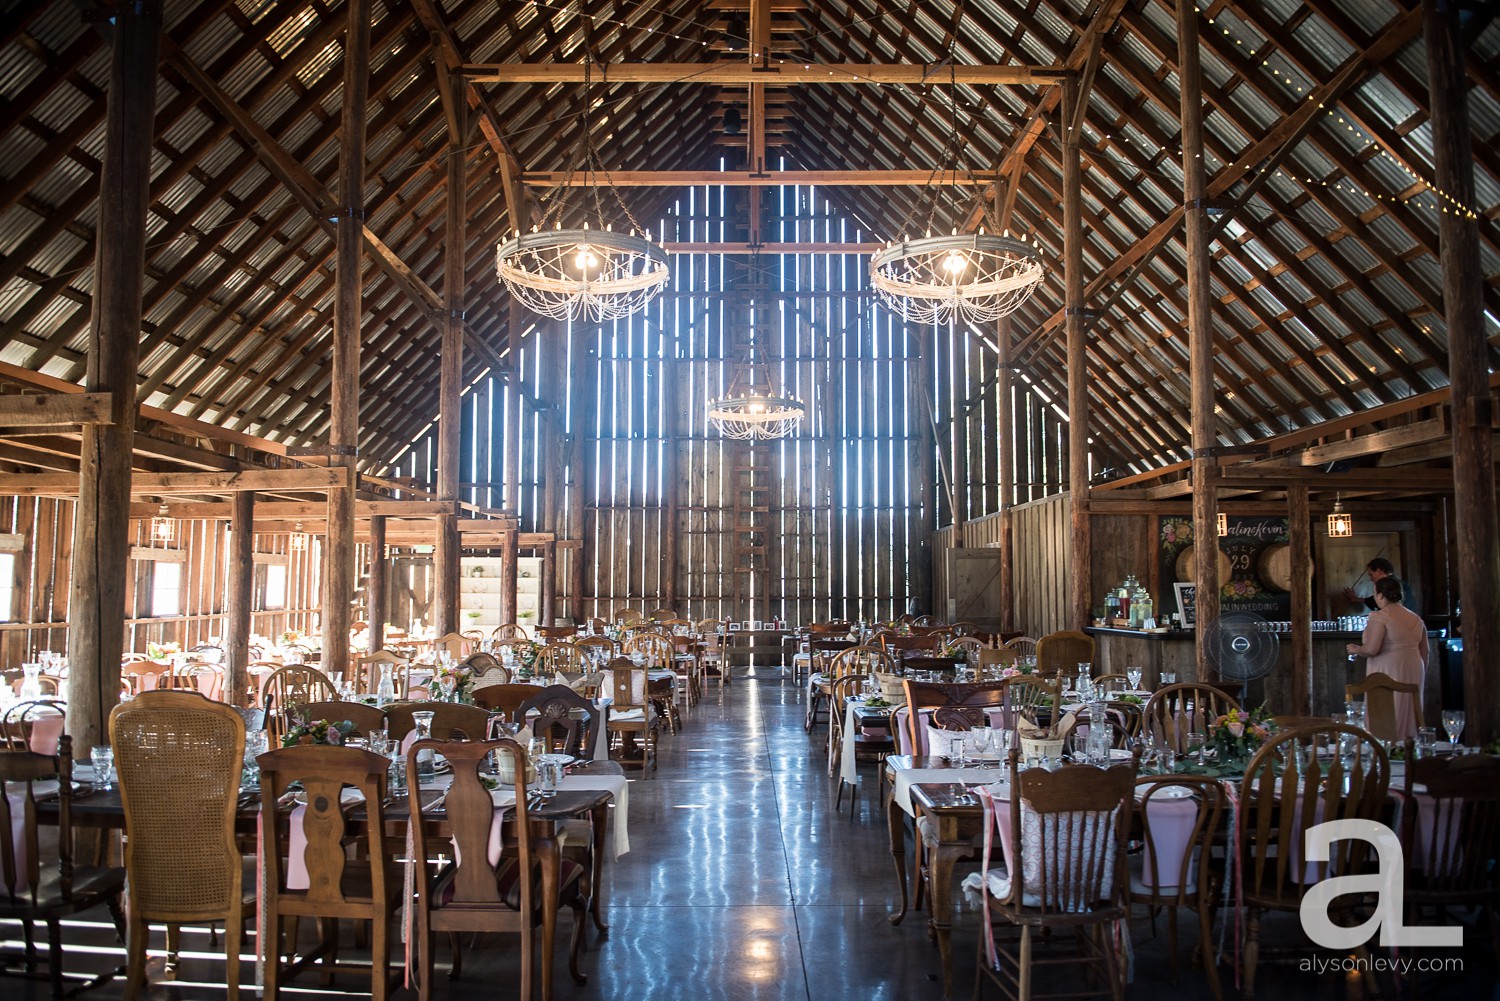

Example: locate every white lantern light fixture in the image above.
[1216,511,1228,537]
[1327,494,1354,538]
[290,522,308,553]
[150,501,174,544]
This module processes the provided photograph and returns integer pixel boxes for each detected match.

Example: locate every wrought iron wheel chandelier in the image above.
[870,231,1045,325]
[495,59,668,322]
[707,337,804,441]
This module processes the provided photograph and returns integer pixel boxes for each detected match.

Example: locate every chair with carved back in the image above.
[256,745,398,1001]
[260,667,339,746]
[1130,775,1227,999]
[1035,629,1096,679]
[514,685,600,759]
[899,679,1010,757]
[1346,671,1420,742]
[110,691,253,1000]
[1142,684,1241,755]
[604,660,657,777]
[461,651,503,675]
[491,623,530,643]
[382,702,490,743]
[0,735,127,1000]
[1238,724,1390,998]
[970,751,1138,1001]
[405,737,586,1001]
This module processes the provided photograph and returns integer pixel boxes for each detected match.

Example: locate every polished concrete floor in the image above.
[4,669,1496,999]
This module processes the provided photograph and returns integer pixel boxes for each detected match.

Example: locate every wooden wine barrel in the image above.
[1174,545,1232,583]
[1255,541,1308,593]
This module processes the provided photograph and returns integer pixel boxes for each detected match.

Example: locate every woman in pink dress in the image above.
[1345,577,1428,739]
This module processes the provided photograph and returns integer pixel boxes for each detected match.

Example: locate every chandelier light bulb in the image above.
[575,245,600,270]
[942,251,968,275]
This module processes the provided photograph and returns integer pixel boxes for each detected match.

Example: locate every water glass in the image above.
[536,756,564,799]
[1185,732,1207,765]
[1160,671,1177,686]
[90,745,114,790]
[1416,726,1437,757]
[1441,710,1465,746]
[388,755,408,795]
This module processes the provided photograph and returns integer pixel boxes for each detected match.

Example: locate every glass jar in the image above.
[412,710,436,779]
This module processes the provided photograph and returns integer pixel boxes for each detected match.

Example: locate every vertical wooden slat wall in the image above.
[394,181,936,624]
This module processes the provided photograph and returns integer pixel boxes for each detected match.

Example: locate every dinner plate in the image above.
[1137,785,1193,800]
[536,753,576,767]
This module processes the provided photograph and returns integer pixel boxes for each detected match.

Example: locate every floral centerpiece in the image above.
[937,641,970,662]
[429,662,476,703]
[1208,705,1275,764]
[145,640,180,661]
[281,629,303,645]
[510,640,540,681]
[282,718,354,747]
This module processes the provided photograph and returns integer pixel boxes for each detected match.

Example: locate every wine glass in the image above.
[1126,666,1143,691]
[1441,710,1465,747]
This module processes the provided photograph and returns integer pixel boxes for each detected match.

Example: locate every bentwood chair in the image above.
[1131,776,1227,999]
[0,700,67,754]
[257,745,398,1001]
[1142,683,1241,755]
[1035,629,1095,679]
[1346,672,1419,742]
[971,750,1138,1001]
[110,691,252,1000]
[406,738,587,1001]
[0,736,127,999]
[1239,724,1389,999]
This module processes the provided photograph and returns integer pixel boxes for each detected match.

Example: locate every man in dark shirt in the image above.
[1342,557,1395,611]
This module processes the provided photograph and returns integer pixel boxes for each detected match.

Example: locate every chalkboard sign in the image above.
[1174,582,1197,629]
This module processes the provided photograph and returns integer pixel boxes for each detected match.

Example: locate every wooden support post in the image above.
[541,540,556,625]
[433,76,466,636]
[1289,486,1313,715]
[65,0,162,752]
[500,530,519,624]
[566,337,592,623]
[1425,0,1499,743]
[909,337,935,619]
[997,318,1015,632]
[661,327,680,611]
[1179,0,1219,678]
[1063,75,1091,630]
[223,492,254,707]
[368,514,386,653]
[322,0,371,680]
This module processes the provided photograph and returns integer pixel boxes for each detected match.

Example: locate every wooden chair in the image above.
[605,660,657,777]
[382,702,490,742]
[584,617,609,635]
[623,632,680,734]
[515,685,601,758]
[472,684,548,718]
[900,679,1009,756]
[257,745,398,1001]
[614,608,645,626]
[973,752,1137,1001]
[1398,741,1500,955]
[0,700,67,754]
[260,667,338,745]
[1131,776,1226,999]
[293,701,387,738]
[1142,683,1241,755]
[0,735,127,999]
[574,636,617,667]
[947,621,981,637]
[646,607,676,621]
[406,737,586,1001]
[109,691,252,1000]
[461,629,485,649]
[910,614,943,628]
[1091,673,1130,693]
[1004,674,1064,721]
[538,641,585,676]
[492,623,530,642]
[1035,629,1095,678]
[120,659,169,696]
[461,651,503,675]
[1003,635,1039,661]
[1346,671,1419,742]
[829,674,891,815]
[535,625,578,642]
[1239,724,1390,998]
[432,632,470,660]
[696,630,727,697]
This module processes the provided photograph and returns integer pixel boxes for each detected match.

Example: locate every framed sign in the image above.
[1174,582,1197,629]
